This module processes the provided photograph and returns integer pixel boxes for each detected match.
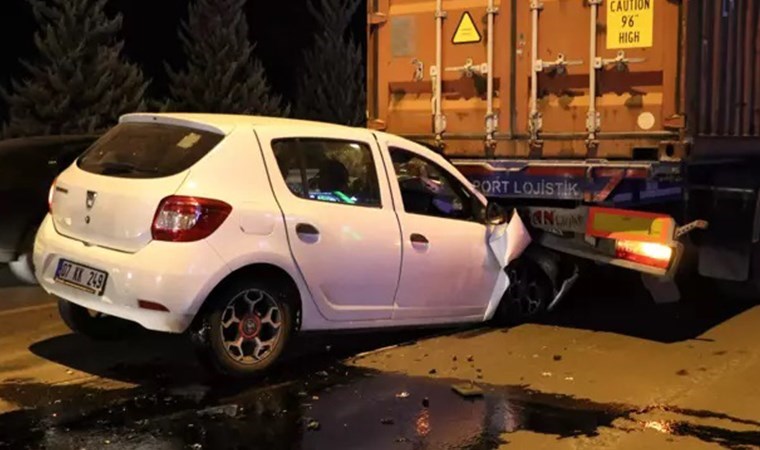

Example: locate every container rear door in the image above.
[517,0,682,159]
[370,0,682,159]
[368,0,513,156]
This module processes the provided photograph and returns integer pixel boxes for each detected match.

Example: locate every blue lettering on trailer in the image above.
[470,176,583,200]
[455,160,684,205]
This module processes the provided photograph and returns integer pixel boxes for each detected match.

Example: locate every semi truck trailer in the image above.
[366,0,760,310]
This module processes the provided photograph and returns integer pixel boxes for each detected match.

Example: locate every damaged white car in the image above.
[34,113,536,377]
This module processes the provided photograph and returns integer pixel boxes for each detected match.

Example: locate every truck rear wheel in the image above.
[494,259,553,326]
[706,279,760,304]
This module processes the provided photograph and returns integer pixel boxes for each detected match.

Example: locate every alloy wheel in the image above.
[219,289,283,364]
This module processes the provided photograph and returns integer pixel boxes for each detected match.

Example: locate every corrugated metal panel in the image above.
[689,0,760,157]
[368,0,760,160]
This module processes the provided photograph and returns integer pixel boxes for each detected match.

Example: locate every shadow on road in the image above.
[544,266,760,344]
[0,267,21,289]
[27,327,444,390]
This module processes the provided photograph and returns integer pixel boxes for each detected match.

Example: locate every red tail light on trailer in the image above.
[152,196,232,242]
[615,240,674,270]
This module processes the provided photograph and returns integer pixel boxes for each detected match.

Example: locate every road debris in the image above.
[467,355,474,362]
[428,368,437,375]
[315,370,329,378]
[169,384,208,402]
[395,391,410,399]
[542,372,553,377]
[197,404,239,418]
[381,417,395,425]
[306,419,321,431]
[451,382,484,398]
[553,355,563,361]
[422,397,430,407]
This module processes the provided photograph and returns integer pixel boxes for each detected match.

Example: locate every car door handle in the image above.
[410,233,429,244]
[296,223,320,235]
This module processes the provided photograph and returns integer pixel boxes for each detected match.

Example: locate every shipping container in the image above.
[367,0,760,160]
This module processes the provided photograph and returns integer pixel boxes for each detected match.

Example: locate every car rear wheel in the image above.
[192,279,293,379]
[57,299,134,340]
[493,259,554,326]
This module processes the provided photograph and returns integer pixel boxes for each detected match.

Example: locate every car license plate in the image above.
[54,259,108,296]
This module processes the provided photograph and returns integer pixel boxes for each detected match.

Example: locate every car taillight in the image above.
[48,177,57,213]
[615,240,673,270]
[152,196,232,242]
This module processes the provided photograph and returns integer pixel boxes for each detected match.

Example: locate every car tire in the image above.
[9,226,39,285]
[9,252,37,285]
[493,259,554,326]
[192,279,294,379]
[58,298,135,340]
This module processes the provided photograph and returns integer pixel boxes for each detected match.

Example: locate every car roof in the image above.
[120,113,357,135]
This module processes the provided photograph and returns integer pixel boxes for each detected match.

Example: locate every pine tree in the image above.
[1,0,149,138]
[296,0,365,126]
[165,0,287,116]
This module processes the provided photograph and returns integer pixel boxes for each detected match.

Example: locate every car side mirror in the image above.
[485,202,507,225]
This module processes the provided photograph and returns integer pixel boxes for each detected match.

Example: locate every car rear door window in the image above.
[271,138,381,207]
[77,122,224,178]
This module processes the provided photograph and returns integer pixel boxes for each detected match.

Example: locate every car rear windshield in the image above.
[77,122,224,178]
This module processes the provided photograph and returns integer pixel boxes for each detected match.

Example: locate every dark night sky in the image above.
[0,0,366,120]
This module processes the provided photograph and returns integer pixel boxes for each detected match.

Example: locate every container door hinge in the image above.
[368,119,387,131]
[368,12,387,26]
[412,59,424,81]
[663,114,686,130]
[586,111,601,134]
[485,113,498,147]
[529,112,543,141]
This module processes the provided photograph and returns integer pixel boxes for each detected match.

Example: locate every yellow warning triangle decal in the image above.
[452,11,481,44]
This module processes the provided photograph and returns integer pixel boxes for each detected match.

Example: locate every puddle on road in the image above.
[1,367,759,450]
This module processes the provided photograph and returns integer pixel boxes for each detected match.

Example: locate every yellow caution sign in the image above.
[452,11,481,45]
[607,0,654,49]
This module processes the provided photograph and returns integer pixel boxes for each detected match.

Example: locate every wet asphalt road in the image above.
[1,266,760,449]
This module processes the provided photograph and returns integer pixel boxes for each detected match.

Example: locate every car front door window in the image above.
[390,147,479,222]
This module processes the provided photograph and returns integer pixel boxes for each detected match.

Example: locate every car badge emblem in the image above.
[86,191,97,210]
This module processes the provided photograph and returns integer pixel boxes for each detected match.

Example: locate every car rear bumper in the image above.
[33,215,230,333]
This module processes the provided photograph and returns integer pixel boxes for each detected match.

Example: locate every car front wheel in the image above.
[192,279,293,379]
[493,259,554,326]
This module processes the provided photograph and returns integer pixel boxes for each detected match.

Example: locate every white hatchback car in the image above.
[34,113,538,377]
